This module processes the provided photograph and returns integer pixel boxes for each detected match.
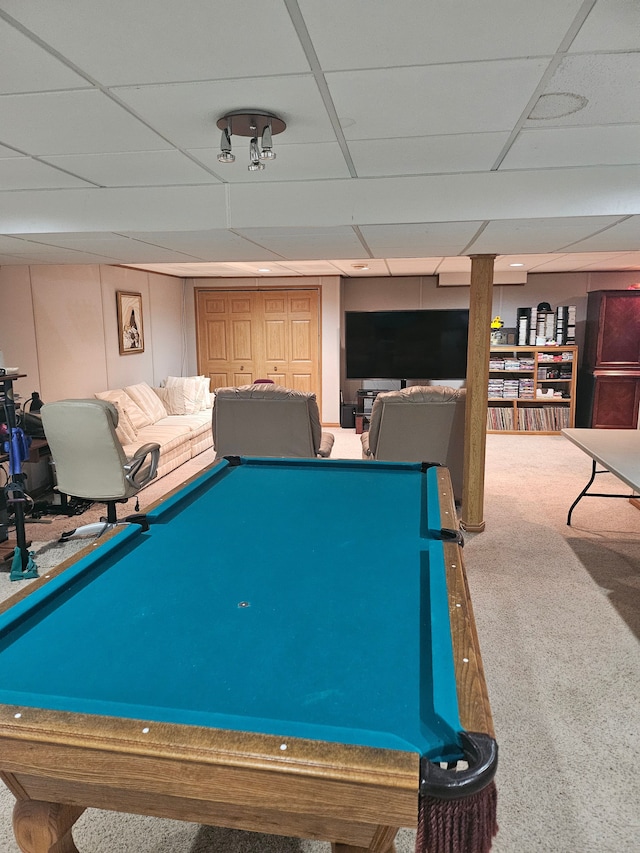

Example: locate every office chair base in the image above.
[59,514,150,542]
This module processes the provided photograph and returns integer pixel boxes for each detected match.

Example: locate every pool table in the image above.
[0,456,497,853]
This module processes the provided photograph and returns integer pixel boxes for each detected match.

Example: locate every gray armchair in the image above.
[361,385,466,499]
[212,383,334,459]
[41,399,160,540]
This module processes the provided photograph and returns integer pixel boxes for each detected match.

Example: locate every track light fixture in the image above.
[216,110,286,172]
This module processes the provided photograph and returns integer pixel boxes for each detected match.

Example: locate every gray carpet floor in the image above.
[1,431,639,853]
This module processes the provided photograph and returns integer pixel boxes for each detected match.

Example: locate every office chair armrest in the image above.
[124,442,160,488]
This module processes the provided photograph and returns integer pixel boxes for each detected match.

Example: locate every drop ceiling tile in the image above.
[1,0,310,85]
[0,157,92,189]
[468,216,628,253]
[578,251,640,270]
[120,230,284,262]
[328,259,390,276]
[0,144,21,157]
[0,19,90,93]
[386,258,442,276]
[14,231,196,258]
[525,53,640,127]
[559,216,640,251]
[349,132,510,177]
[188,142,350,183]
[360,223,484,256]
[114,76,335,148]
[0,90,172,155]
[233,226,367,260]
[299,0,584,69]
[41,150,221,187]
[569,0,640,52]
[327,59,549,139]
[501,125,640,169]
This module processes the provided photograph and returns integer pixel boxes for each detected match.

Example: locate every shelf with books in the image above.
[487,345,578,434]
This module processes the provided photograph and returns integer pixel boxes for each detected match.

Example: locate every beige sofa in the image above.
[94,377,214,482]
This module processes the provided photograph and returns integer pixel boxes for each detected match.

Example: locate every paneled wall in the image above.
[0,264,185,405]
[1,263,638,427]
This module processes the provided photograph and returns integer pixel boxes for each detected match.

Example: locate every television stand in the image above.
[355,388,386,434]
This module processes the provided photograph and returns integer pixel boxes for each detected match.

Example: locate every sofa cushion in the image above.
[95,388,152,431]
[124,381,167,423]
[165,375,211,414]
[113,405,137,445]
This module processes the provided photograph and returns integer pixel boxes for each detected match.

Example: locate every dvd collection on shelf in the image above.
[516,304,576,346]
[487,344,577,434]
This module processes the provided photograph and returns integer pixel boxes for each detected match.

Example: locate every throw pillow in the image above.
[165,375,203,415]
[113,404,137,445]
[95,388,152,431]
[124,382,167,423]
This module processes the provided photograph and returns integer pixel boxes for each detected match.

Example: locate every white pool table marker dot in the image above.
[142,727,150,734]
[14,713,21,719]
[280,743,288,751]
[462,658,469,663]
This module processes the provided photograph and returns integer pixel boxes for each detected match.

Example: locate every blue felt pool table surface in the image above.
[0,456,466,763]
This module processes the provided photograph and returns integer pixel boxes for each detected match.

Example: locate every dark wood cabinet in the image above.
[579,291,640,428]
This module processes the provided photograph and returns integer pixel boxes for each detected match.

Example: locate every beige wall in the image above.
[0,264,186,405]
[2,263,639,425]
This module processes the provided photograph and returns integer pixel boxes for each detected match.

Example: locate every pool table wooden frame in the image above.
[0,466,494,853]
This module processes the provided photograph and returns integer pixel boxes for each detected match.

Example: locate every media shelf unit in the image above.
[487,345,578,434]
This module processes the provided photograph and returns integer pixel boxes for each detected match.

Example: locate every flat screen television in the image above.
[345,309,469,381]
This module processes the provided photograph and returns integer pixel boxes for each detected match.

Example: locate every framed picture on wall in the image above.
[116,291,144,355]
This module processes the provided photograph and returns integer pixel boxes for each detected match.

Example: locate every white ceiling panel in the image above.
[327,59,550,139]
[0,0,638,273]
[568,0,640,52]
[0,157,92,190]
[120,230,285,262]
[359,223,483,257]
[299,0,585,69]
[232,226,367,260]
[501,125,640,169]
[526,53,640,127]
[386,258,442,276]
[188,142,350,183]
[0,0,310,85]
[41,150,221,187]
[468,217,628,253]
[113,76,335,149]
[0,90,172,155]
[0,18,90,93]
[349,132,511,177]
[558,216,640,251]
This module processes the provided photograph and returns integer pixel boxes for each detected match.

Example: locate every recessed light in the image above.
[257,267,271,272]
[352,264,369,270]
[509,263,525,267]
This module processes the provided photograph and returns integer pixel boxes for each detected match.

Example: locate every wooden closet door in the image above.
[196,288,321,398]
[259,290,319,392]
[196,290,263,388]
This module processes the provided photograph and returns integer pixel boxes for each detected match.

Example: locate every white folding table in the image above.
[562,428,640,526]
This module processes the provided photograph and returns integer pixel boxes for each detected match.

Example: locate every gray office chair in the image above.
[41,399,160,541]
[361,385,466,500]
[212,383,335,459]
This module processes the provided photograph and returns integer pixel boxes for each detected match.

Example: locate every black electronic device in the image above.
[345,309,469,381]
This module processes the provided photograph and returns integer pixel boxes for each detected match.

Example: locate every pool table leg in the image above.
[332,825,398,853]
[13,800,84,853]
